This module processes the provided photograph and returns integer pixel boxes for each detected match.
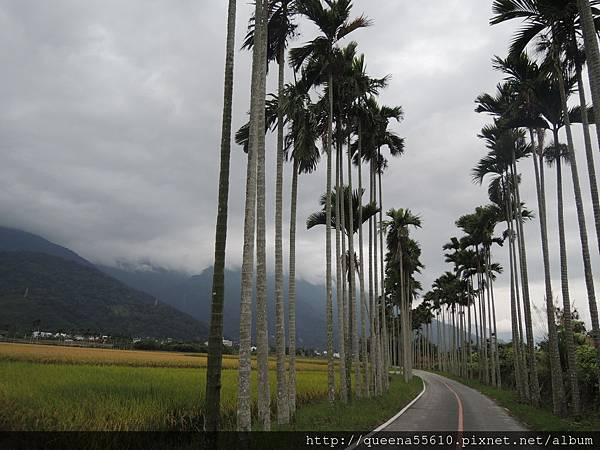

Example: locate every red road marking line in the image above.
[441,379,464,449]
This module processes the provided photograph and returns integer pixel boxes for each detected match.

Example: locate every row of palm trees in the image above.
[204,0,417,431]
[419,0,600,420]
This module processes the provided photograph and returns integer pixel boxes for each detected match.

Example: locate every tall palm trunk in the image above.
[339,138,352,397]
[529,128,565,415]
[335,128,348,402]
[553,128,581,416]
[287,159,299,416]
[368,161,377,394]
[347,136,360,397]
[554,55,600,384]
[577,0,600,165]
[372,163,382,395]
[357,124,370,397]
[507,221,524,396]
[574,55,600,255]
[205,0,237,431]
[484,257,495,386]
[325,73,335,403]
[488,259,500,388]
[511,157,541,406]
[237,0,266,431]
[472,282,480,379]
[274,47,289,425]
[467,292,473,380]
[510,196,528,401]
[377,158,390,387]
[255,17,270,430]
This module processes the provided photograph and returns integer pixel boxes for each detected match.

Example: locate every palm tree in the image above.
[290,0,370,402]
[308,184,379,396]
[492,0,600,387]
[545,143,581,415]
[383,208,422,382]
[487,54,565,413]
[280,81,321,417]
[575,0,600,163]
[242,0,300,425]
[329,44,388,399]
[205,0,237,432]
[236,80,321,416]
[237,0,268,432]
[242,0,297,424]
[472,123,540,404]
[358,99,404,389]
[307,187,379,239]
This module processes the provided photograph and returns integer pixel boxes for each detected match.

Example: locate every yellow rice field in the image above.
[0,342,328,370]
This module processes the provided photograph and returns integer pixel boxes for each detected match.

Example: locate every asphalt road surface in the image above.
[383,370,526,432]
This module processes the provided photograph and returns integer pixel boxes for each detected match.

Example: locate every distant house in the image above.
[203,339,234,347]
[32,331,53,339]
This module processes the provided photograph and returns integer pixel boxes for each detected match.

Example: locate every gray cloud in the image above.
[1,0,600,335]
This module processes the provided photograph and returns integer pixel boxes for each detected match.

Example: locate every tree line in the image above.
[204,0,422,431]
[416,0,600,420]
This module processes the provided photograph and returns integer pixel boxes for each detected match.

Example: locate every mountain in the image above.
[0,251,207,340]
[101,265,329,348]
[0,227,93,267]
[0,226,328,347]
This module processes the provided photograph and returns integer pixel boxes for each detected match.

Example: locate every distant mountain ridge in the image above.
[0,251,207,339]
[0,227,93,267]
[0,226,328,347]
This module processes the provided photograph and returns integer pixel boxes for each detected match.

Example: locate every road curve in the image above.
[383,370,526,432]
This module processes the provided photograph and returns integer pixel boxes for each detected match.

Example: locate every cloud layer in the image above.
[2,0,600,336]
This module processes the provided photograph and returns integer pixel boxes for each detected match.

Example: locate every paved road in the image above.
[383,370,526,432]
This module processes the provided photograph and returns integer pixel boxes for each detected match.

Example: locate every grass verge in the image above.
[277,374,423,431]
[434,371,600,432]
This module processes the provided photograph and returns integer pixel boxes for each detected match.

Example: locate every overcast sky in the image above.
[2,0,600,337]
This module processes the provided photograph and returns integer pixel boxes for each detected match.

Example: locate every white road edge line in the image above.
[373,376,427,432]
[346,375,427,450]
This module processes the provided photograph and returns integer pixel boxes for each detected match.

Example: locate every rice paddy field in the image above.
[0,342,331,431]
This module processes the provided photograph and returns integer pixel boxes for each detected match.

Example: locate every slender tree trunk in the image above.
[472,282,480,379]
[339,138,352,398]
[325,73,335,403]
[467,293,472,380]
[237,0,266,431]
[368,160,376,394]
[488,258,500,388]
[530,127,565,415]
[205,0,237,432]
[347,140,360,397]
[555,56,600,387]
[255,14,270,429]
[506,173,528,400]
[577,0,600,161]
[511,157,541,406]
[357,124,370,397]
[335,128,348,403]
[377,160,390,387]
[274,48,289,425]
[287,160,299,416]
[507,219,523,396]
[553,128,581,416]
[372,163,382,395]
[485,255,496,386]
[575,57,600,255]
